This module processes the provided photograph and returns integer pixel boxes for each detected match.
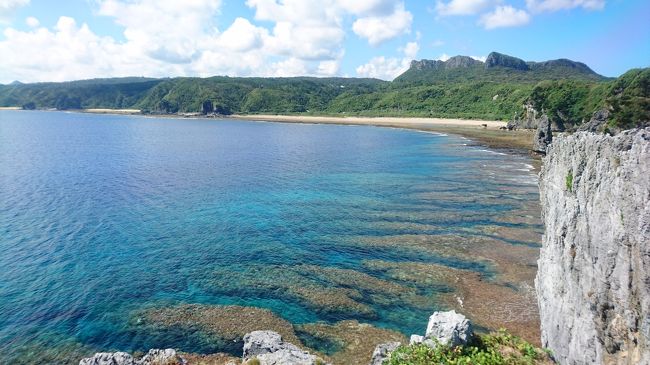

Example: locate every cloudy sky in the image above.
[0,0,648,83]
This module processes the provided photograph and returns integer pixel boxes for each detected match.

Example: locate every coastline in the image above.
[1,108,544,362]
[3,108,537,159]
[231,114,539,164]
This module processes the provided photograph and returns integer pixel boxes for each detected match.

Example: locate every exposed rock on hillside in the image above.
[485,52,529,71]
[536,128,650,364]
[533,115,552,153]
[372,310,475,363]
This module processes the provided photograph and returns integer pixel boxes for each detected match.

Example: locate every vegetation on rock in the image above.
[386,330,552,365]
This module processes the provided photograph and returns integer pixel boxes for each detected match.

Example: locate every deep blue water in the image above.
[0,110,539,363]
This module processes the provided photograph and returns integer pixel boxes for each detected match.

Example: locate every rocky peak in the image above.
[445,56,483,69]
[529,58,595,74]
[409,56,481,72]
[409,59,445,71]
[484,52,529,71]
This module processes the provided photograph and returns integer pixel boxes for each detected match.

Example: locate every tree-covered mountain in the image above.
[0,52,646,131]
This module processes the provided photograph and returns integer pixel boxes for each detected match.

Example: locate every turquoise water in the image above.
[0,111,539,363]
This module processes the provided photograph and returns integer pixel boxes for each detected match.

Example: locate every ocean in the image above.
[0,110,541,363]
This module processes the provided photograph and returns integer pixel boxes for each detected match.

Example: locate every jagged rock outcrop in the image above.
[371,310,475,364]
[536,128,650,364]
[533,115,553,153]
[578,108,610,133]
[79,349,182,365]
[445,55,482,69]
[485,52,529,71]
[369,342,401,365]
[409,59,445,71]
[509,101,567,132]
[423,310,474,347]
[242,330,327,365]
[409,56,480,71]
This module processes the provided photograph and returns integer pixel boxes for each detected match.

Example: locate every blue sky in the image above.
[0,0,648,83]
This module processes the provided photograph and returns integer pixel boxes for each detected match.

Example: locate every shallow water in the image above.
[0,111,541,363]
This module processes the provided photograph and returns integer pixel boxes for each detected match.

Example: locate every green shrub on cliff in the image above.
[386,330,551,365]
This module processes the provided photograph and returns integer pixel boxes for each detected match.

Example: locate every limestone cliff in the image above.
[536,128,650,364]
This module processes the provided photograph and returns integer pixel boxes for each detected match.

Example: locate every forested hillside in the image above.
[1,52,647,130]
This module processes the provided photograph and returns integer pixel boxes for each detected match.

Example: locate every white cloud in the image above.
[97,0,222,64]
[435,0,495,16]
[0,0,29,22]
[479,5,531,29]
[216,17,267,52]
[0,0,416,82]
[526,0,605,12]
[356,41,419,80]
[402,41,420,59]
[431,39,445,47]
[25,15,38,27]
[337,0,395,16]
[437,53,451,62]
[352,3,412,46]
[317,60,340,76]
[471,55,487,62]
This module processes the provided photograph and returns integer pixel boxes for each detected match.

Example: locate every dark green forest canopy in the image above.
[1,52,647,130]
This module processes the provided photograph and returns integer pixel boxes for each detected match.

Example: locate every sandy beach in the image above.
[232,114,537,156]
[231,114,506,129]
[84,108,142,114]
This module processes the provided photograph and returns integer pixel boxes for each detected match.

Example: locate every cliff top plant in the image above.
[386,329,552,365]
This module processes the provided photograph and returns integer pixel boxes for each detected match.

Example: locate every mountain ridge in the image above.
[397,51,606,84]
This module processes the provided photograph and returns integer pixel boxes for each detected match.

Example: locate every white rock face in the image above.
[79,352,136,365]
[536,128,650,365]
[242,330,327,365]
[79,349,181,365]
[425,310,474,347]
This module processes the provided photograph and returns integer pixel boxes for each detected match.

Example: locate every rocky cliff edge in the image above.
[536,128,650,364]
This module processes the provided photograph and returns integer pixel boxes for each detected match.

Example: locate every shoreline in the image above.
[231,114,537,156]
[3,109,537,160]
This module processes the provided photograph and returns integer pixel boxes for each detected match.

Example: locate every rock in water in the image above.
[80,352,136,365]
[425,310,474,347]
[369,342,401,365]
[139,349,183,364]
[79,349,182,365]
[533,115,553,153]
[242,330,327,365]
[536,128,650,364]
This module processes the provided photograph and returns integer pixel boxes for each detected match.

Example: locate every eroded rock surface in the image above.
[79,349,182,365]
[242,330,326,365]
[533,115,552,154]
[536,128,650,364]
[424,310,474,347]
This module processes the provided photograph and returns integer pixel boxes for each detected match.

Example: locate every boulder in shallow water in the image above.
[425,310,475,347]
[242,330,327,365]
[79,349,182,365]
[369,341,401,365]
[79,352,136,365]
